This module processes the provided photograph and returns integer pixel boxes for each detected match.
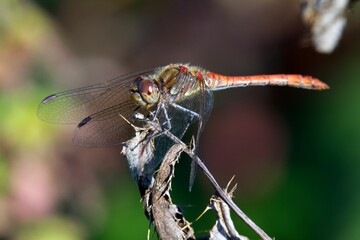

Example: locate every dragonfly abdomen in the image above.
[206,73,329,91]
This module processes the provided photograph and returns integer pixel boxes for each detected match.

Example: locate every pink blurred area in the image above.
[10,156,57,220]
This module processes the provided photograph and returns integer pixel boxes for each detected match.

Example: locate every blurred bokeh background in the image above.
[1,0,360,239]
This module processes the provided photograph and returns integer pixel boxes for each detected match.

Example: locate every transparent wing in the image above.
[37,69,154,147]
[72,103,136,147]
[37,69,154,124]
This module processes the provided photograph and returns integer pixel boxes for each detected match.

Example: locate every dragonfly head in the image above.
[130,76,160,108]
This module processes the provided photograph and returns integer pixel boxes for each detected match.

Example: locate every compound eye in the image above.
[136,78,159,106]
[138,79,156,95]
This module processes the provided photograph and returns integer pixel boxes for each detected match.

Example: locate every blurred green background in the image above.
[1,0,360,239]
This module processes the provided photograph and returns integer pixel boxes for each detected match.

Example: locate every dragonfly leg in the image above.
[130,103,173,147]
[170,102,201,140]
[127,113,166,151]
[170,103,200,120]
[161,104,172,131]
[170,102,206,190]
[144,104,173,141]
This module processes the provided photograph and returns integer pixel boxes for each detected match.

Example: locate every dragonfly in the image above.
[38,63,328,189]
[38,63,329,148]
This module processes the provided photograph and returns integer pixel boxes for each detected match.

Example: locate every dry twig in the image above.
[122,119,271,239]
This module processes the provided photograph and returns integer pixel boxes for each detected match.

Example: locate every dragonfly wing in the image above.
[72,103,139,147]
[37,69,154,124]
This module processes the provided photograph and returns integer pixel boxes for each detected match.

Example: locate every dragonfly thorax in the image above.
[158,65,183,90]
[158,64,203,97]
[130,76,160,108]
